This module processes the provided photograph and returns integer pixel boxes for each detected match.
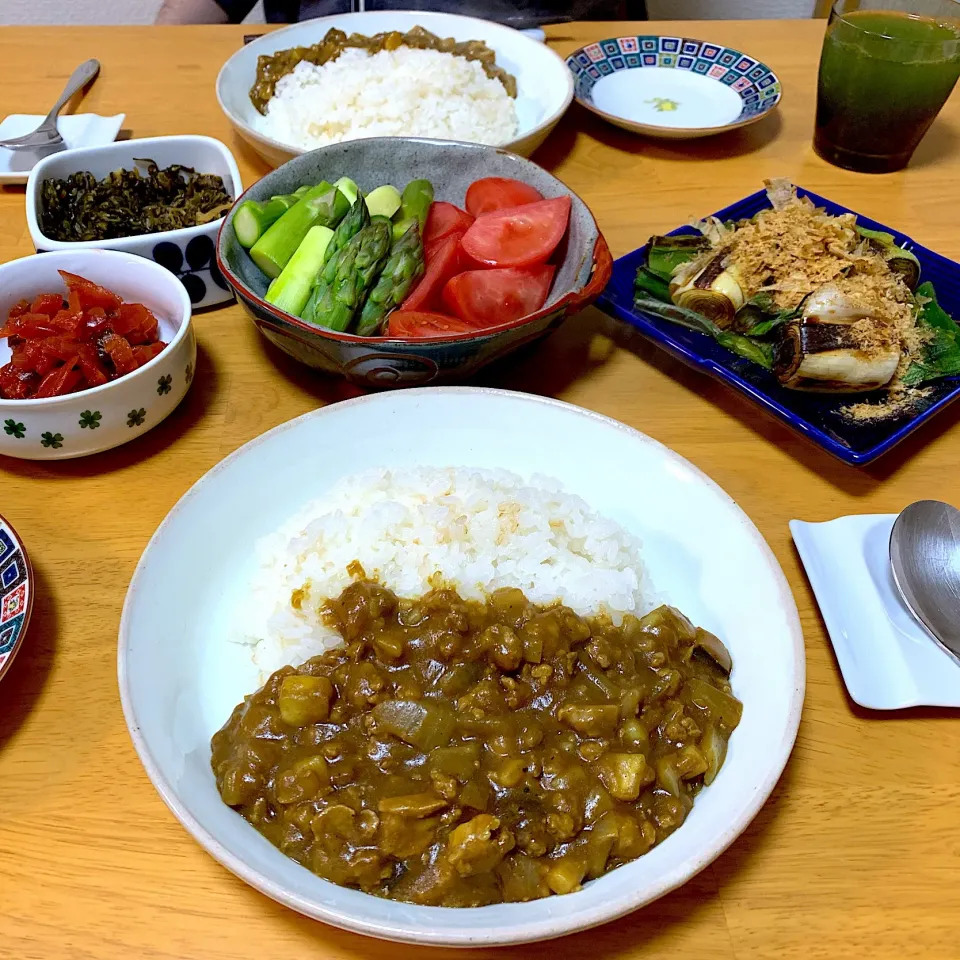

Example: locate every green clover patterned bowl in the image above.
[0,249,194,461]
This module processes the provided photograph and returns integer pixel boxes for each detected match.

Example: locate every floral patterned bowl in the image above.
[0,513,32,686]
[26,136,243,309]
[217,137,611,388]
[0,249,194,461]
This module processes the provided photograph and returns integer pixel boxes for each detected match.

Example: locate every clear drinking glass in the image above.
[814,0,960,173]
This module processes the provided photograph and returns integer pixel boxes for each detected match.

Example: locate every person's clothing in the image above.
[218,0,626,27]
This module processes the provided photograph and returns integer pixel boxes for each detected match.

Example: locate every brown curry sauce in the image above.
[211,574,741,906]
[250,26,519,115]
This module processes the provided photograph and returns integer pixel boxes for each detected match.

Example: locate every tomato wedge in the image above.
[442,264,556,329]
[387,311,475,339]
[460,196,571,269]
[59,270,122,312]
[423,201,474,247]
[402,234,464,313]
[465,178,544,217]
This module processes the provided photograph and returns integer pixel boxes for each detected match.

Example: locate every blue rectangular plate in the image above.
[597,186,960,465]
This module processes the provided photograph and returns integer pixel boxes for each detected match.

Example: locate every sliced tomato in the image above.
[31,293,65,317]
[403,234,464,313]
[34,358,81,398]
[423,201,474,247]
[0,313,62,339]
[460,196,571,269]
[465,177,544,218]
[114,302,160,345]
[131,342,167,366]
[101,333,138,376]
[59,271,122,312]
[387,311,475,339]
[0,361,39,400]
[77,345,109,386]
[8,300,30,322]
[442,264,556,329]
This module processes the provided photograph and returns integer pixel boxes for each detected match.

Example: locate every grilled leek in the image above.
[774,286,901,391]
[669,253,745,328]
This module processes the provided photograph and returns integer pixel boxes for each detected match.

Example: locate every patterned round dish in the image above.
[566,36,781,139]
[0,514,33,686]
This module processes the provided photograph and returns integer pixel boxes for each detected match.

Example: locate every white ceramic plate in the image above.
[216,12,573,166]
[0,113,124,185]
[119,388,804,946]
[566,36,781,140]
[791,515,960,709]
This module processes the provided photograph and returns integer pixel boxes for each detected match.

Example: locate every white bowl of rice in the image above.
[216,11,574,166]
[119,387,804,946]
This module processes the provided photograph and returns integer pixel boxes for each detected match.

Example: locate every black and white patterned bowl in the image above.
[26,136,242,309]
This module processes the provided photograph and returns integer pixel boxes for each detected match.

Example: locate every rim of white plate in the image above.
[117,386,805,946]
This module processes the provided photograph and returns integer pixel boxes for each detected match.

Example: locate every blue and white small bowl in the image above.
[26,136,242,309]
[0,513,32,687]
[566,36,781,139]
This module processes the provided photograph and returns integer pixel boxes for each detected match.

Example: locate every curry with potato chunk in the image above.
[211,574,741,906]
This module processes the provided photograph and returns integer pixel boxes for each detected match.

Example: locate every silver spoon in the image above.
[0,59,100,151]
[889,499,960,666]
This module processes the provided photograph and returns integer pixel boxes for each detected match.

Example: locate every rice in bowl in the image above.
[240,467,652,674]
[255,47,519,150]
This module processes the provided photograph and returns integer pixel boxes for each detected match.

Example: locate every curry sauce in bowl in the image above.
[212,576,741,906]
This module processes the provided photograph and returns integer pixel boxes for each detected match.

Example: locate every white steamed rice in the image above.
[240,467,652,676]
[254,47,519,149]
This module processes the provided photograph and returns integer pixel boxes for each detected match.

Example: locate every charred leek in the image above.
[773,287,901,391]
[857,226,921,290]
[669,253,745,328]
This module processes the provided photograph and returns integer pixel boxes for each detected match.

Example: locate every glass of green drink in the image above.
[815,0,960,173]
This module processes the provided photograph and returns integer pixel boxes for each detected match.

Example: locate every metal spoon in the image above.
[0,59,100,151]
[889,499,960,665]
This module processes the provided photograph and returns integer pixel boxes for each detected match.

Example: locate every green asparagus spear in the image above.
[391,217,416,242]
[302,196,370,325]
[304,217,392,333]
[264,225,334,317]
[355,222,425,336]
[399,179,434,233]
[250,182,349,280]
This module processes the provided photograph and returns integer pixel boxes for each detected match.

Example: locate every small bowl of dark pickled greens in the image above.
[26,135,243,309]
[212,577,742,907]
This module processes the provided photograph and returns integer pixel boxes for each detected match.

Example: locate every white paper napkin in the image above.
[791,514,960,709]
[0,113,125,185]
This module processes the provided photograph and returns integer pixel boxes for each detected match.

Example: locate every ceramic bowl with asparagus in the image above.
[215,137,611,387]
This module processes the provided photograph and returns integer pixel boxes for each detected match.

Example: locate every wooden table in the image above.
[2,19,960,960]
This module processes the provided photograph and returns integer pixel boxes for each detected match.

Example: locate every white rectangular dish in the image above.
[791,514,960,709]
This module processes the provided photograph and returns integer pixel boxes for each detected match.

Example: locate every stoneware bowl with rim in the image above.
[119,387,805,946]
[216,137,611,389]
[0,513,33,686]
[0,249,194,461]
[216,10,574,167]
[566,35,781,139]
[26,135,243,309]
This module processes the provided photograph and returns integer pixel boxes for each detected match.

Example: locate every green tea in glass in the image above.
[814,0,960,173]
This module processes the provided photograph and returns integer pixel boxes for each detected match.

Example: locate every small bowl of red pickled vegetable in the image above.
[0,249,194,460]
[217,137,611,388]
